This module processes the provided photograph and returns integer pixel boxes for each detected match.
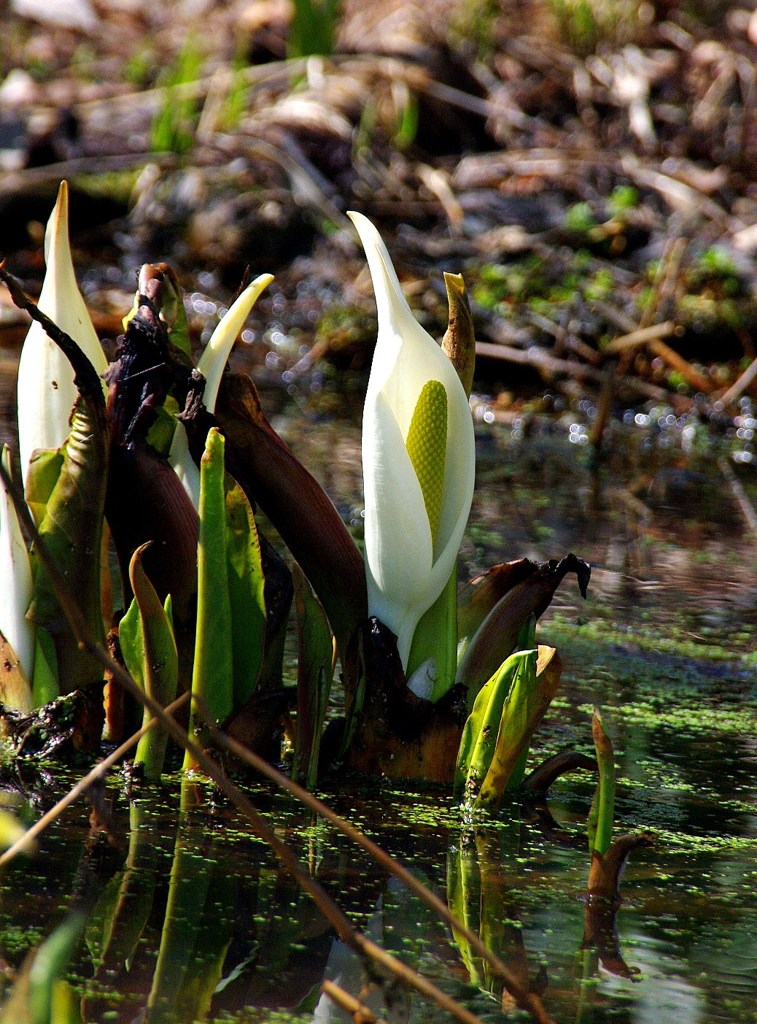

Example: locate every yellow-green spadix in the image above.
[16,181,107,484]
[348,211,475,669]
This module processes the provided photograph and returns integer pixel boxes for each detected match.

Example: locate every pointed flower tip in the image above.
[197,272,274,414]
[44,180,70,264]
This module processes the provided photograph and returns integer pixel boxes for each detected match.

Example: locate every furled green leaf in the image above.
[224,476,266,709]
[454,650,533,803]
[588,707,615,858]
[184,428,233,769]
[120,544,179,780]
[477,645,561,809]
[31,629,58,707]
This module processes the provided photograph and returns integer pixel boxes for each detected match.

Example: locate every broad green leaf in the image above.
[454,650,533,803]
[28,911,87,1024]
[477,646,561,810]
[24,450,64,528]
[27,400,108,693]
[292,563,334,789]
[224,476,266,709]
[184,428,233,769]
[31,629,58,707]
[148,787,234,1023]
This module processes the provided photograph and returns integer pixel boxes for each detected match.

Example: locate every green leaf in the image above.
[224,476,266,709]
[292,564,334,788]
[28,911,87,1024]
[24,449,64,528]
[454,649,532,802]
[31,629,58,707]
[406,567,458,703]
[588,707,615,857]
[27,401,108,693]
[184,428,233,769]
[124,545,179,780]
[477,645,561,809]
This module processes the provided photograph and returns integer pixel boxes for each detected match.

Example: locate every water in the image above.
[0,351,755,1023]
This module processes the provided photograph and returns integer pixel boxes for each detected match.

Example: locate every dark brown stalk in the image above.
[523,752,597,798]
[216,371,367,667]
[0,458,497,1024]
[457,554,590,701]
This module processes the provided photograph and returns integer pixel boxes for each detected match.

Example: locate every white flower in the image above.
[349,211,475,668]
[16,181,107,483]
[0,446,34,701]
[169,274,273,506]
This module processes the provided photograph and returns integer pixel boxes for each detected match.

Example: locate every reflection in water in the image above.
[0,372,754,1022]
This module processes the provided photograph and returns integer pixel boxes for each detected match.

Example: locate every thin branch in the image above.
[322,980,379,1023]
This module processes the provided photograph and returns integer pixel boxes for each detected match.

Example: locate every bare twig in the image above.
[719,356,757,406]
[322,980,379,1023]
[603,321,678,354]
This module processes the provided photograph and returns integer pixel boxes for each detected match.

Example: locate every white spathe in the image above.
[349,211,475,668]
[0,446,35,696]
[169,273,274,507]
[16,181,107,483]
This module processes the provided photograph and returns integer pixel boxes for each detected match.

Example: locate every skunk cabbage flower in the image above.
[169,273,273,506]
[0,447,35,698]
[349,212,475,669]
[16,181,107,483]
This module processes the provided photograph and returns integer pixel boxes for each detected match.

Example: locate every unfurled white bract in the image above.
[16,181,107,484]
[349,211,475,668]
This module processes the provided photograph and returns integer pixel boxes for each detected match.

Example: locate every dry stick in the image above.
[719,355,757,406]
[322,980,379,1023]
[0,279,494,1024]
[0,692,189,867]
[603,321,678,355]
[475,340,671,401]
[0,458,487,1024]
[203,716,554,1024]
[648,337,713,393]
